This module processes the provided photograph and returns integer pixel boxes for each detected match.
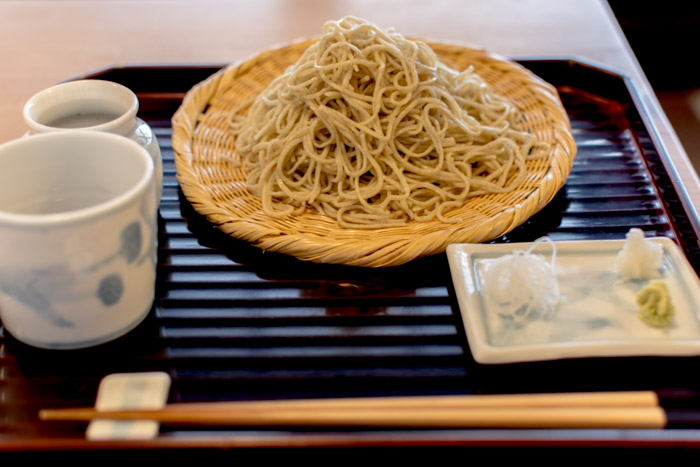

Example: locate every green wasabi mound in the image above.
[636,280,674,328]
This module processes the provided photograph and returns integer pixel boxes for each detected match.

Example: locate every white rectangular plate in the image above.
[447,238,700,364]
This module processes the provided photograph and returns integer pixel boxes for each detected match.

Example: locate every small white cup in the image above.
[23,79,162,200]
[0,131,157,349]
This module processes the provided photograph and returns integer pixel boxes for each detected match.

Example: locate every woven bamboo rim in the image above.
[172,38,576,267]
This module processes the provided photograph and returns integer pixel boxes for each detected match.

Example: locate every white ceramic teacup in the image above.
[23,79,163,200]
[0,131,158,349]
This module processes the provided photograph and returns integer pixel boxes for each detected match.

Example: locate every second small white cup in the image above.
[0,131,158,349]
[23,79,163,200]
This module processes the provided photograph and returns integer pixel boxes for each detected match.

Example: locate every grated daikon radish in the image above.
[615,228,663,280]
[482,237,559,323]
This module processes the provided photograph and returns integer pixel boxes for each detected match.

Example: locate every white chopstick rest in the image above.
[86,372,171,441]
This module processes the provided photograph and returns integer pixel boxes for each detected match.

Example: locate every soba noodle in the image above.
[228,16,544,229]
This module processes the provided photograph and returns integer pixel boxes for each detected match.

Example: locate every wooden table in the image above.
[2,0,698,215]
[4,0,700,458]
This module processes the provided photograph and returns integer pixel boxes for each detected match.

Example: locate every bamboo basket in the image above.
[171,38,576,267]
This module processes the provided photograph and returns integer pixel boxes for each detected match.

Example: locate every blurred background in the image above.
[608,1,700,172]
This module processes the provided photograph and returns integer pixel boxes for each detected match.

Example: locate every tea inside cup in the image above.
[23,79,138,135]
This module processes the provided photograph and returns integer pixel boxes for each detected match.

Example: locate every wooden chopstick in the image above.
[39,391,666,429]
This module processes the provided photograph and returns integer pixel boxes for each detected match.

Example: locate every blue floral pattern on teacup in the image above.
[0,198,156,328]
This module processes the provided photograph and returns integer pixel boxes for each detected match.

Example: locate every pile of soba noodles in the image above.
[228,16,543,229]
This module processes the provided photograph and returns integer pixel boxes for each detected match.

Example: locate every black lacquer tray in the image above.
[4,60,700,458]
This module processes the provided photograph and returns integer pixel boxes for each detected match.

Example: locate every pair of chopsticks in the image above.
[38,390,682,429]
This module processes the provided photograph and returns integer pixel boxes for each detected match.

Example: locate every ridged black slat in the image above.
[4,61,700,449]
